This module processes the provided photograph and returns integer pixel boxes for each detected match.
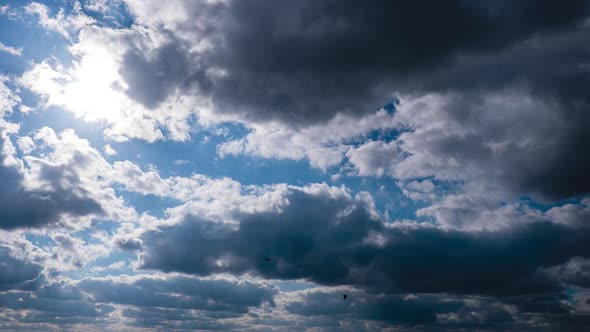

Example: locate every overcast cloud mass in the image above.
[1,1,590,331]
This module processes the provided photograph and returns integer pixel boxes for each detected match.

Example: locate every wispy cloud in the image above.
[0,41,22,56]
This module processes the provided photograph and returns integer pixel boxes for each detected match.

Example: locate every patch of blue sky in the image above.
[518,195,587,212]
[334,175,421,222]
[0,51,24,77]
[0,7,74,72]
[113,185,182,218]
[214,155,330,186]
[24,232,54,248]
[83,1,134,29]
[564,287,590,306]
[63,250,137,279]
[274,280,318,292]
[89,219,121,235]
[70,223,113,243]
[564,288,576,303]
[382,98,400,114]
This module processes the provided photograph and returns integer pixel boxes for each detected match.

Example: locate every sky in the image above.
[1,0,590,331]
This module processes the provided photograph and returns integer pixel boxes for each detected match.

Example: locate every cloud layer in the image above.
[2,1,590,331]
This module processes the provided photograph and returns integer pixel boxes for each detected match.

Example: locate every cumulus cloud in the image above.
[217,108,398,170]
[111,159,293,221]
[18,0,590,202]
[0,124,103,229]
[119,0,590,124]
[102,144,116,156]
[391,92,590,201]
[100,0,590,201]
[399,180,437,202]
[346,140,400,177]
[49,231,110,269]
[138,185,590,300]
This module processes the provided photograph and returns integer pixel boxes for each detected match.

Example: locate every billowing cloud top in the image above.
[1,1,590,331]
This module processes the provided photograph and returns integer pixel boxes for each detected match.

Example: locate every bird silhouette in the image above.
[264,257,271,262]
[343,294,348,300]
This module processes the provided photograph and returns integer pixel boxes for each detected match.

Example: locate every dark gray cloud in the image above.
[287,291,461,325]
[392,29,590,201]
[278,288,589,331]
[158,0,588,123]
[120,41,194,108]
[286,290,517,329]
[120,306,243,330]
[122,0,590,123]
[202,0,590,123]
[0,281,115,327]
[550,257,590,288]
[0,249,43,291]
[120,0,590,200]
[0,275,275,331]
[78,275,276,313]
[0,128,102,229]
[140,188,590,298]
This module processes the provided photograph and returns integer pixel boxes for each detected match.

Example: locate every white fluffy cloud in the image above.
[218,109,398,170]
[0,119,144,231]
[0,123,100,230]
[102,144,116,156]
[345,140,400,177]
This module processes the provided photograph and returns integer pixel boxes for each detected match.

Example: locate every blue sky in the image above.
[1,1,590,331]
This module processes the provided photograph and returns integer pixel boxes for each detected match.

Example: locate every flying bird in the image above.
[343,294,348,300]
[264,257,271,262]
